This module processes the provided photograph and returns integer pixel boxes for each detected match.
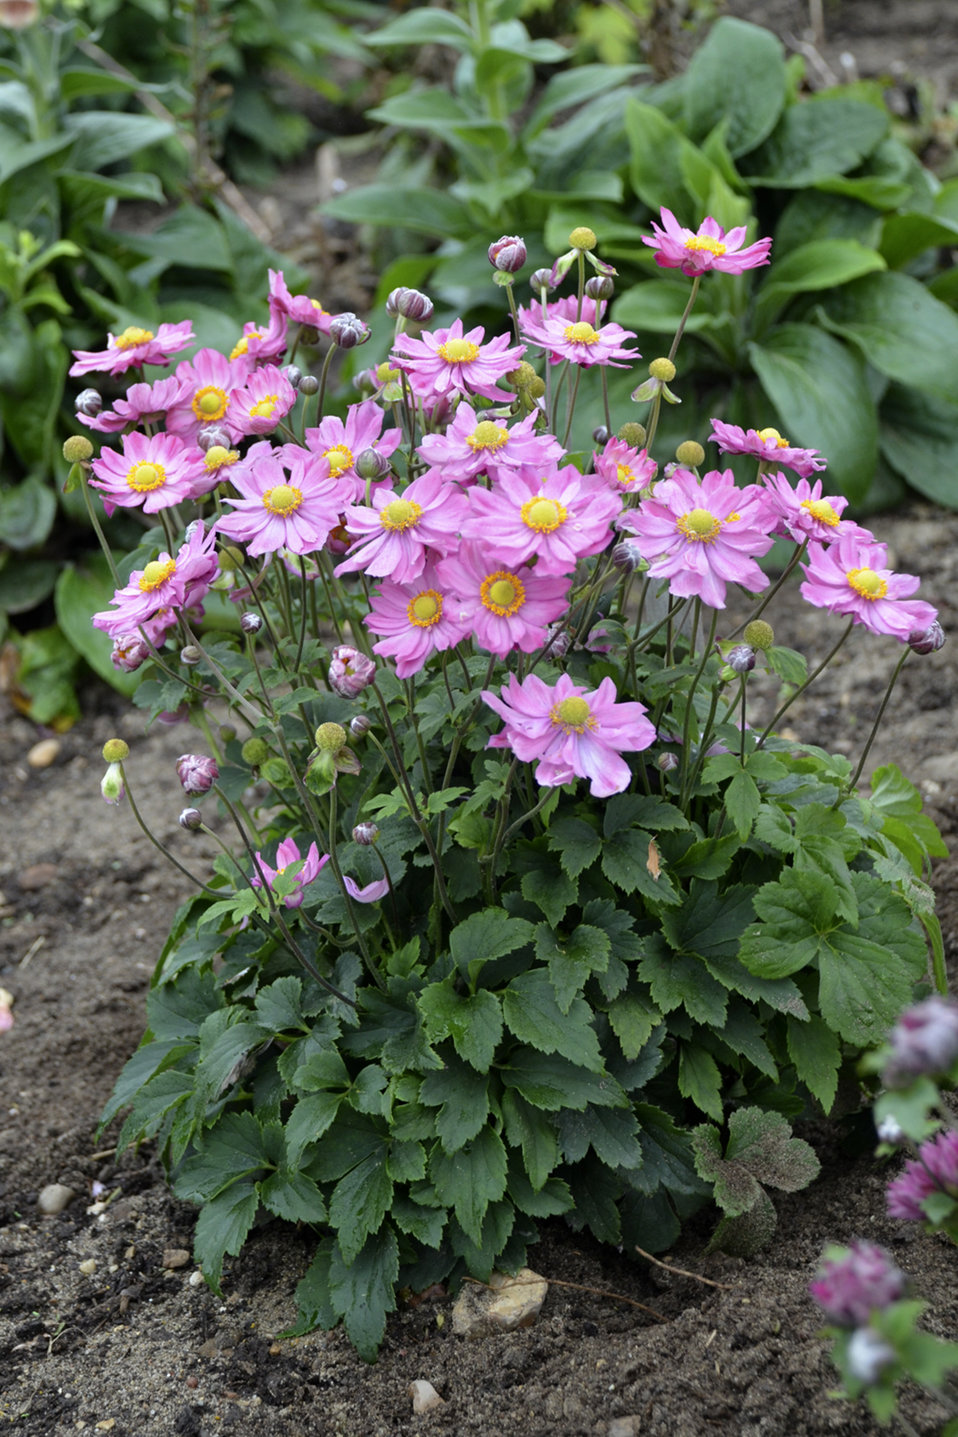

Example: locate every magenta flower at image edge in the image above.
[642,208,772,277]
[481,672,657,798]
[809,1241,907,1328]
[882,995,958,1087]
[887,1130,958,1222]
[69,320,195,377]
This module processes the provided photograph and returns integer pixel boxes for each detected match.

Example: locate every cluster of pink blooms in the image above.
[78,209,941,806]
[886,1129,958,1223]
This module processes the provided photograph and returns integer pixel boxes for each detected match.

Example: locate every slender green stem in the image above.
[755,618,855,749]
[121,771,217,895]
[668,273,701,363]
[325,786,383,988]
[841,647,911,798]
[77,467,119,587]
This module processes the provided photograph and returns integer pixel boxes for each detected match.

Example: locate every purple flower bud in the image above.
[328,645,376,699]
[111,633,151,673]
[179,807,203,831]
[543,622,572,659]
[240,611,263,635]
[592,425,611,445]
[883,995,958,1087]
[488,235,527,273]
[727,644,757,674]
[352,822,380,846]
[283,364,303,389]
[529,267,556,293]
[176,753,219,795]
[585,274,615,301]
[611,539,643,573]
[298,374,319,397]
[329,312,370,349]
[355,447,392,482]
[657,752,679,773]
[907,618,945,655]
[809,1242,906,1327]
[197,425,232,452]
[385,287,434,322]
[846,1328,896,1385]
[350,714,372,737]
[75,387,102,417]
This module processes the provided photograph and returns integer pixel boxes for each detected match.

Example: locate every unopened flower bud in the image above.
[882,995,958,1087]
[568,226,597,251]
[529,267,556,292]
[179,645,202,667]
[329,312,370,349]
[488,234,527,273]
[298,374,320,396]
[197,425,232,452]
[355,447,392,482]
[240,611,263,634]
[385,286,434,322]
[585,275,614,301]
[179,807,202,831]
[75,388,102,417]
[352,821,380,846]
[350,714,372,737]
[876,1114,904,1145]
[111,633,151,673]
[329,645,376,699]
[63,434,93,463]
[846,1328,897,1385]
[102,738,130,763]
[618,422,647,448]
[176,753,219,795]
[241,737,269,766]
[283,364,303,389]
[611,540,643,573]
[657,751,680,773]
[908,618,945,655]
[101,761,125,806]
[649,357,676,382]
[218,546,245,572]
[592,425,611,445]
[219,724,236,743]
[743,619,774,651]
[727,644,756,674]
[676,440,705,467]
[314,721,348,753]
[543,622,573,659]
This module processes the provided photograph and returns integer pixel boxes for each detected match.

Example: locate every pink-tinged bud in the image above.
[329,312,371,349]
[592,425,611,445]
[543,622,573,659]
[352,822,380,846]
[908,618,945,655]
[176,753,219,795]
[179,807,203,830]
[882,995,958,1087]
[809,1242,906,1328]
[488,235,527,273]
[328,645,376,698]
[585,274,615,301]
[727,644,756,674]
[158,705,191,726]
[657,752,679,773]
[350,714,372,737]
[179,645,202,666]
[75,388,102,417]
[284,364,303,389]
[111,633,151,672]
[240,611,263,634]
[529,267,556,292]
[101,762,125,806]
[355,447,392,482]
[611,540,643,573]
[385,287,434,322]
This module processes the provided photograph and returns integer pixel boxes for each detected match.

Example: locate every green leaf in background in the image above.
[55,556,140,697]
[748,323,877,502]
[878,385,958,507]
[817,271,958,404]
[753,239,886,331]
[625,99,730,222]
[364,8,473,48]
[0,556,56,614]
[742,96,888,187]
[786,1014,841,1113]
[64,110,175,169]
[321,184,470,240]
[430,1126,508,1246]
[682,18,786,158]
[193,1183,260,1291]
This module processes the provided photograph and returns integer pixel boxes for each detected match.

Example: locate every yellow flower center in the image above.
[126,461,166,493]
[563,321,599,344]
[309,299,327,315]
[115,326,154,349]
[521,495,567,533]
[480,570,525,616]
[408,590,443,628]
[204,445,239,471]
[192,385,228,421]
[801,498,839,526]
[138,558,176,592]
[466,421,508,452]
[616,463,637,488]
[677,507,722,542]
[684,236,726,256]
[438,338,480,364]
[262,484,302,515]
[756,427,789,447]
[550,695,596,733]
[324,443,354,476]
[847,567,887,600]
[250,394,279,420]
[380,498,422,531]
[230,330,260,360]
[376,361,400,384]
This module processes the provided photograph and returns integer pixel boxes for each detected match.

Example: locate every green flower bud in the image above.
[648,357,676,382]
[314,721,348,753]
[241,737,270,766]
[63,435,94,464]
[568,226,597,251]
[617,422,647,448]
[260,757,292,786]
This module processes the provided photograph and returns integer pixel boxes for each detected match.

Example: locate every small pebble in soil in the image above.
[27,738,60,769]
[163,1248,191,1269]
[451,1267,549,1337]
[409,1380,444,1413]
[38,1183,76,1215]
[79,1258,97,1275]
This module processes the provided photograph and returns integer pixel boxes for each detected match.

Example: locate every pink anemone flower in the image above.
[251,838,327,909]
[518,313,639,369]
[365,562,468,678]
[709,418,826,478]
[391,318,525,404]
[334,470,468,583]
[305,399,402,504]
[643,208,772,277]
[437,543,570,657]
[215,444,341,557]
[89,431,207,516]
[761,473,871,545]
[800,536,938,641]
[416,402,563,484]
[461,463,622,575]
[69,320,195,377]
[482,672,656,798]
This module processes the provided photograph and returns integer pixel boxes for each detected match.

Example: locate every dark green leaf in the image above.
[678,1045,723,1121]
[193,1183,259,1291]
[430,1126,508,1246]
[754,239,886,330]
[259,1169,326,1224]
[536,921,611,1013]
[546,814,603,879]
[501,1088,559,1190]
[742,97,887,187]
[450,908,534,986]
[786,1015,841,1113]
[879,385,958,507]
[328,1151,394,1265]
[683,18,785,156]
[501,1047,628,1112]
[418,981,503,1073]
[420,1057,491,1153]
[638,938,728,1027]
[329,1226,399,1362]
[817,271,958,402]
[322,183,471,239]
[502,969,603,1071]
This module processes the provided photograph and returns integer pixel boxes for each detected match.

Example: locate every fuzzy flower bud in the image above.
[241,738,269,767]
[657,751,680,773]
[176,753,219,795]
[63,434,94,464]
[329,312,370,349]
[355,447,392,482]
[882,995,958,1087]
[649,357,676,382]
[178,807,202,831]
[488,235,527,273]
[744,619,775,651]
[809,1242,906,1328]
[385,287,434,322]
[102,738,130,763]
[611,539,644,573]
[907,618,945,655]
[179,645,202,667]
[617,422,647,448]
[100,762,125,806]
[529,267,556,293]
[352,821,380,846]
[675,440,705,467]
[75,388,102,417]
[298,374,320,397]
[283,364,303,389]
[314,722,348,753]
[543,622,573,659]
[568,226,597,252]
[111,634,151,673]
[585,275,614,302]
[240,611,263,635]
[328,646,376,699]
[197,425,231,452]
[727,644,756,674]
[592,425,611,445]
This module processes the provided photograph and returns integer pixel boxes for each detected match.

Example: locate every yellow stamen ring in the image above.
[139,558,176,592]
[801,498,839,526]
[847,567,888,601]
[438,338,480,364]
[520,495,567,533]
[380,498,422,532]
[684,235,727,256]
[550,695,597,734]
[250,394,279,420]
[115,326,155,349]
[466,421,508,452]
[192,385,228,421]
[677,507,722,543]
[480,570,525,616]
[757,427,789,448]
[126,461,166,493]
[262,484,302,515]
[408,590,443,628]
[324,444,354,476]
[563,321,599,344]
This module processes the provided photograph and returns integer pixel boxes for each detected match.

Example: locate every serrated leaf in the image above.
[557,1103,643,1169]
[502,969,603,1071]
[174,1111,269,1203]
[329,1226,400,1362]
[786,1015,841,1113]
[418,981,503,1074]
[601,826,680,905]
[430,1126,508,1246]
[678,1045,724,1121]
[546,814,603,878]
[607,991,659,1060]
[521,862,577,927]
[328,1151,393,1266]
[420,1057,491,1153]
[259,1169,326,1223]
[449,908,534,986]
[194,1183,259,1290]
[536,921,611,1014]
[501,1047,628,1112]
[501,1089,559,1190]
[254,976,308,1034]
[638,937,728,1027]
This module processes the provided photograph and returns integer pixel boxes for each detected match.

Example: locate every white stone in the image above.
[408,1380,444,1414]
[27,739,60,769]
[38,1183,76,1215]
[451,1267,549,1337]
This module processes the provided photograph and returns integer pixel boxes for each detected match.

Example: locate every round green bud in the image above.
[675,441,705,467]
[241,737,269,766]
[744,619,775,651]
[63,435,94,463]
[506,362,538,391]
[260,757,292,786]
[217,546,245,572]
[101,738,129,763]
[314,721,347,753]
[648,357,676,382]
[568,227,597,251]
[527,376,546,400]
[617,422,647,448]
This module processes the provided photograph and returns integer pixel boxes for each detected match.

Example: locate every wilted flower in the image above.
[710,418,826,478]
[809,1242,906,1327]
[176,753,219,795]
[251,837,327,909]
